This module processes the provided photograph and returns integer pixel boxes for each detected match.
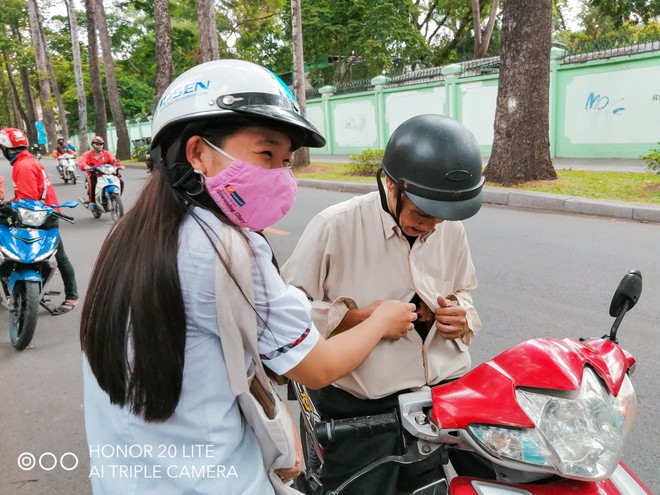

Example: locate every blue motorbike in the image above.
[82,164,124,222]
[0,199,77,350]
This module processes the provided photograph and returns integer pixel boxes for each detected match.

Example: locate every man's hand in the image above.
[434,295,469,340]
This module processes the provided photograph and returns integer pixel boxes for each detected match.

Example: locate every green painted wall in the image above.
[306,50,660,159]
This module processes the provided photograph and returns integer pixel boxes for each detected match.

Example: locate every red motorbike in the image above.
[292,269,651,494]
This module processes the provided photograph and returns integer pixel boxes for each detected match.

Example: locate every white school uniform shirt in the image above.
[83,207,319,494]
[281,191,482,400]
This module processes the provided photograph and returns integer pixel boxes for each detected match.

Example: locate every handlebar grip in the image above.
[314,412,399,445]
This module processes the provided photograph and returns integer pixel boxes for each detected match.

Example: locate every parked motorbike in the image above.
[0,198,77,350]
[293,269,651,495]
[56,152,78,184]
[82,165,124,222]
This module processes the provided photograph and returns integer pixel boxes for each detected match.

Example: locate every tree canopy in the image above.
[0,0,657,145]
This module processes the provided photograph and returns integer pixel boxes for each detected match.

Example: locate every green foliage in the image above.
[642,144,660,175]
[132,143,150,161]
[588,0,660,28]
[348,148,384,176]
[301,0,429,85]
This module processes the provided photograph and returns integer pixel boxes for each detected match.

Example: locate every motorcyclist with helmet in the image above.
[53,137,68,156]
[53,137,71,178]
[77,136,124,206]
[281,114,486,494]
[0,127,80,315]
[31,143,42,160]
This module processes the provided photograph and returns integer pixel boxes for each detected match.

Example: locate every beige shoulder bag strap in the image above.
[214,226,302,495]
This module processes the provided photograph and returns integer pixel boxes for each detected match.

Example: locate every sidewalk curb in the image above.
[296,179,660,224]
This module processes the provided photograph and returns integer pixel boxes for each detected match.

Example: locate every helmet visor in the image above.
[216,93,325,148]
[408,192,483,221]
[399,175,485,221]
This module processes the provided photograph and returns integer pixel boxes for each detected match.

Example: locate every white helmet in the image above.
[151,59,325,148]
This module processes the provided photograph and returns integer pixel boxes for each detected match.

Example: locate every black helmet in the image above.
[382,114,484,221]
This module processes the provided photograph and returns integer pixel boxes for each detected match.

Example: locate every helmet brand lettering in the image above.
[159,80,211,109]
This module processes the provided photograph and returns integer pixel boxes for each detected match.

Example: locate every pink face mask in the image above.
[201,138,297,231]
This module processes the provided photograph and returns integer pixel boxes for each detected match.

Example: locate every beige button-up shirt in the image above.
[281,192,482,399]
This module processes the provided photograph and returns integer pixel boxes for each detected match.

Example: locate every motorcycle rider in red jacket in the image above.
[0,127,79,315]
[77,136,124,204]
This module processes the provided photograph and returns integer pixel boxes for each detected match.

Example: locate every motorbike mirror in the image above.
[609,269,642,318]
[607,269,642,343]
[57,201,79,209]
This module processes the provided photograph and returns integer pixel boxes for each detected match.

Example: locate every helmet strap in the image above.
[376,168,404,227]
[153,134,224,216]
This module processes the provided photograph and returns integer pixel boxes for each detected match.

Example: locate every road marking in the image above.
[264,227,289,236]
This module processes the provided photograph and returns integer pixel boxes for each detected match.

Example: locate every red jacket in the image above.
[78,149,120,171]
[53,145,68,157]
[11,150,60,207]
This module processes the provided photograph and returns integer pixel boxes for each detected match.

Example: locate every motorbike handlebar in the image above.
[54,211,75,222]
[314,412,399,445]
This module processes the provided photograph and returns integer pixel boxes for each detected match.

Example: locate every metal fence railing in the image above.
[304,35,660,97]
[332,79,374,95]
[305,87,321,100]
[562,34,660,64]
[386,66,445,88]
[458,56,501,77]
[561,40,660,64]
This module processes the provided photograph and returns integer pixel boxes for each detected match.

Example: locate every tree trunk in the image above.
[65,0,89,151]
[0,66,20,127]
[290,0,310,169]
[86,0,107,142]
[36,5,69,141]
[473,0,500,59]
[11,24,39,145]
[484,0,556,186]
[196,0,219,62]
[2,52,28,129]
[27,0,57,153]
[154,0,174,102]
[93,0,131,160]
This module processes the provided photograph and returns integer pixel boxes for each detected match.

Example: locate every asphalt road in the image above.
[0,160,657,494]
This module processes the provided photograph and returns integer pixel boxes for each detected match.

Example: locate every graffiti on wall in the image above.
[584,92,625,115]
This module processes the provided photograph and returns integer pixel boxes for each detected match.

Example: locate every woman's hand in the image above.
[273,407,304,484]
[369,300,417,340]
[274,458,301,484]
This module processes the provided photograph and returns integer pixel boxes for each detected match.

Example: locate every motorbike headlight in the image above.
[17,207,48,227]
[469,367,636,481]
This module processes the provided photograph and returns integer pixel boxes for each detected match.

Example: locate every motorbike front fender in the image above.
[8,268,43,294]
